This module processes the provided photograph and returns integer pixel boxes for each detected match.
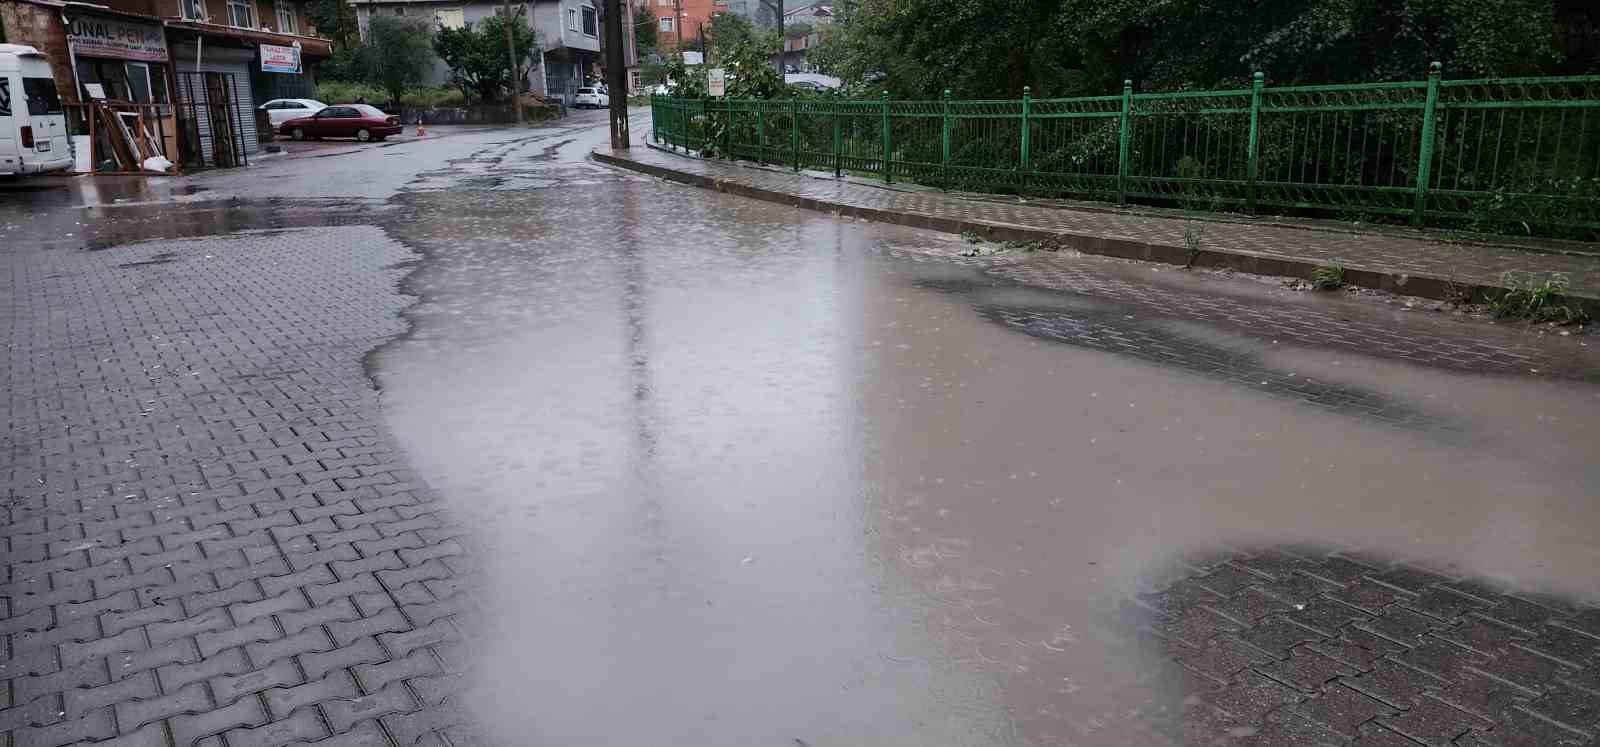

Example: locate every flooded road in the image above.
[5,112,1596,746]
[370,121,1600,744]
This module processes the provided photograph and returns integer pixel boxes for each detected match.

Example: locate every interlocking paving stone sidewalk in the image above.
[1,227,476,746]
[1140,549,1600,746]
[598,143,1600,300]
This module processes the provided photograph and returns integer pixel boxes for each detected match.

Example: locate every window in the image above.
[125,62,152,103]
[392,6,405,15]
[0,80,10,117]
[581,5,596,36]
[228,0,257,27]
[23,78,63,114]
[276,4,297,33]
[435,8,464,28]
[658,0,669,4]
[180,0,205,20]
[566,7,577,31]
[659,16,672,32]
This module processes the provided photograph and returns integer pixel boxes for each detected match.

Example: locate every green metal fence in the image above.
[651,65,1600,240]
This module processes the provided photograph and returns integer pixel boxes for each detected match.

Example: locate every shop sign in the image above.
[261,44,302,74]
[66,15,169,63]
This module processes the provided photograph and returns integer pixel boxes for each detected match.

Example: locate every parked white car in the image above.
[258,98,327,127]
[0,44,73,176]
[574,87,610,109]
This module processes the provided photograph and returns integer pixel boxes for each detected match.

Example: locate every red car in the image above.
[279,104,402,142]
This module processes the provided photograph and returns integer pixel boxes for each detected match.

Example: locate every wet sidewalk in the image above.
[593,142,1600,305]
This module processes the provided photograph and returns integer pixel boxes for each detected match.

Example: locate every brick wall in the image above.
[0,0,78,103]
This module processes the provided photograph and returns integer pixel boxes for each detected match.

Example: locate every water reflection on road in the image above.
[373,125,1600,745]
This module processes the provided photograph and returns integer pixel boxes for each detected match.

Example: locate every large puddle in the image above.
[373,132,1600,745]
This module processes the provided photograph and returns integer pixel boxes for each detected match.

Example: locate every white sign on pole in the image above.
[707,68,726,98]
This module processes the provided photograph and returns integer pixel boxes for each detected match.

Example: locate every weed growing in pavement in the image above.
[1309,265,1346,291]
[1488,272,1590,324]
[1183,222,1206,269]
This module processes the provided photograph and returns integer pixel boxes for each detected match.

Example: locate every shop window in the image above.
[228,0,258,27]
[75,59,169,104]
[276,4,297,33]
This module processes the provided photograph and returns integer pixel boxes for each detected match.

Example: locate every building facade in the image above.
[0,0,330,166]
[349,0,608,105]
[778,1,827,71]
[645,0,722,54]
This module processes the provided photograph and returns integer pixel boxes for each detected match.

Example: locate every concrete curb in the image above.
[592,149,1600,313]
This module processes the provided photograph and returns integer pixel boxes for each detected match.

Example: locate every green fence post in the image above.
[1413,61,1442,226]
[723,100,732,159]
[1118,79,1133,204]
[833,110,843,178]
[791,98,800,171]
[757,108,765,164]
[881,91,893,183]
[1020,86,1032,186]
[941,89,952,188]
[1246,72,1264,215]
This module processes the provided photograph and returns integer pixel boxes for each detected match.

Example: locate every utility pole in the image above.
[759,0,783,74]
[604,0,629,148]
[674,0,683,53]
[505,0,523,124]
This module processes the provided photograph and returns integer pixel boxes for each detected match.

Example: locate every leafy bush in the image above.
[315,80,386,105]
[399,88,467,108]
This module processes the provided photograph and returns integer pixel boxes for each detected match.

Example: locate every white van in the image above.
[0,44,73,176]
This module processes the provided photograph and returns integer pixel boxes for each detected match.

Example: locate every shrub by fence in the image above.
[651,65,1600,240]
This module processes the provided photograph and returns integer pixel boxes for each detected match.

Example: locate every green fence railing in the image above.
[650,65,1600,240]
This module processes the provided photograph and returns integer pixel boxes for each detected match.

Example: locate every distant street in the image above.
[3,110,1599,746]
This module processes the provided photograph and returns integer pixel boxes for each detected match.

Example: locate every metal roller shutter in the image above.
[173,45,258,164]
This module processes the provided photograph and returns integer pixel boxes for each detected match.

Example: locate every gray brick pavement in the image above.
[597,143,1600,301]
[1,227,475,746]
[1141,549,1600,746]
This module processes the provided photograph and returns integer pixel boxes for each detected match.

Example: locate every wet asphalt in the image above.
[3,110,1599,746]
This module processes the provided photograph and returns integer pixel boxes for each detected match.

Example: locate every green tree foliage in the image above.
[305,0,359,47]
[634,5,659,57]
[707,11,757,63]
[433,15,538,102]
[662,16,783,98]
[814,0,1600,99]
[362,16,436,104]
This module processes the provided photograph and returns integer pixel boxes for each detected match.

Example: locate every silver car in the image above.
[259,98,327,127]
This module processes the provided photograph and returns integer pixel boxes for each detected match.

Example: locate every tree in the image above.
[306,0,359,48]
[362,16,435,104]
[707,11,757,63]
[634,5,659,58]
[812,0,1600,99]
[434,16,537,102]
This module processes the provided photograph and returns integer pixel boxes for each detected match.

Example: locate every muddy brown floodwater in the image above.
[369,123,1600,745]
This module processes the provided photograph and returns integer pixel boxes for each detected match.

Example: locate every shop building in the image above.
[0,0,330,168]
